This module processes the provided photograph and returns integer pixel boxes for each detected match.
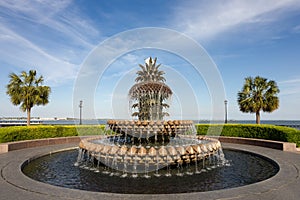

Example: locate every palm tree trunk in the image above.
[27,108,31,126]
[256,111,260,124]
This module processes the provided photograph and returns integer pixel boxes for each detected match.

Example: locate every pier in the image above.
[0,119,42,127]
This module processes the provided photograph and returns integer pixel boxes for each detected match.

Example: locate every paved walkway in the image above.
[0,142,300,200]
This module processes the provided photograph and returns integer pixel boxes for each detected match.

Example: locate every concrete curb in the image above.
[215,136,297,152]
[0,136,81,153]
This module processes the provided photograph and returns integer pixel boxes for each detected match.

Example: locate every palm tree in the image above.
[6,70,51,126]
[237,76,280,124]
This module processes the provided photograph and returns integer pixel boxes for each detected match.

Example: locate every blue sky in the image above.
[1,0,300,120]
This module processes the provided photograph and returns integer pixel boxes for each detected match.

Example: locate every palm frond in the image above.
[131,112,139,117]
[162,112,170,117]
[131,103,139,109]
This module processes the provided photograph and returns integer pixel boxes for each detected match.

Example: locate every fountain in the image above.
[76,57,224,177]
[20,56,280,195]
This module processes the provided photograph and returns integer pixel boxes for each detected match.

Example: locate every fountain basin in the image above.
[22,146,279,194]
[76,118,224,175]
[78,134,222,174]
[2,142,299,200]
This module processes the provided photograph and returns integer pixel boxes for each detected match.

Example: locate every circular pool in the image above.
[22,148,279,194]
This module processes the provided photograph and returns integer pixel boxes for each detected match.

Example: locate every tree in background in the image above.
[6,70,51,126]
[237,76,280,124]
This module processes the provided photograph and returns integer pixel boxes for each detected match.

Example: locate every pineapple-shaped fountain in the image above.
[77,57,223,177]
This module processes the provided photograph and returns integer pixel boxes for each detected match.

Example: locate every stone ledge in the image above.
[214,136,297,152]
[0,136,82,154]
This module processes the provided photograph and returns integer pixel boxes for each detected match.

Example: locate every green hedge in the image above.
[196,124,300,147]
[1,124,299,147]
[0,125,106,143]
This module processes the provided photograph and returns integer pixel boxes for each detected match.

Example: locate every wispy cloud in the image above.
[292,25,300,33]
[0,0,101,86]
[0,0,99,47]
[0,25,78,86]
[280,78,300,84]
[173,0,300,41]
[278,78,300,96]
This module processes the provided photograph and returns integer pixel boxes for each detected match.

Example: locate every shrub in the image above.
[0,125,106,143]
[196,124,300,147]
[1,124,299,147]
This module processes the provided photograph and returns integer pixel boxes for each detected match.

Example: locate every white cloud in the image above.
[0,0,70,17]
[278,78,300,96]
[0,0,102,86]
[0,0,99,47]
[0,25,78,86]
[173,0,300,41]
[280,78,300,84]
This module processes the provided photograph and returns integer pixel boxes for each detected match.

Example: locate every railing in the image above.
[0,120,42,127]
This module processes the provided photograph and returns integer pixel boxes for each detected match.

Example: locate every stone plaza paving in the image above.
[0,142,300,200]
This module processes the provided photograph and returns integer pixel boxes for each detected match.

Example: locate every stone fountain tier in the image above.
[79,136,222,166]
[128,82,173,98]
[106,120,195,137]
